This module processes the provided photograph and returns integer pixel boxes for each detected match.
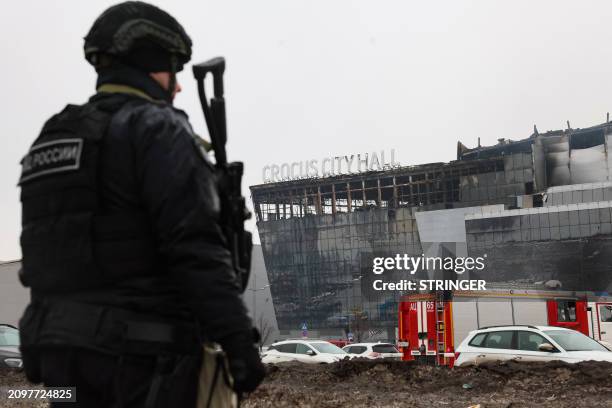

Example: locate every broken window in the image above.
[569,129,604,150]
[253,157,512,220]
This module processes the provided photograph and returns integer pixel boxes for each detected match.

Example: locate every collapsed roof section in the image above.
[252,119,612,224]
[458,121,612,189]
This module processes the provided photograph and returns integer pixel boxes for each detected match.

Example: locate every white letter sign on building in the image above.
[262,149,401,183]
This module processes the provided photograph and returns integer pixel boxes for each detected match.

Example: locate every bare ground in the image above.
[2,360,612,408]
[243,359,612,408]
[0,369,48,408]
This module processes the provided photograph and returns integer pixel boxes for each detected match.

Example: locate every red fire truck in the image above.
[397,289,612,366]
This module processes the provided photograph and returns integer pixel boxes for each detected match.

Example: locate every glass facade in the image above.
[257,207,423,339]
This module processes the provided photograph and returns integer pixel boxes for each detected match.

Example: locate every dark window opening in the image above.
[533,193,544,208]
[557,300,577,322]
[569,130,604,150]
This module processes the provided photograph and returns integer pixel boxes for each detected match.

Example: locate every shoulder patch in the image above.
[19,139,83,184]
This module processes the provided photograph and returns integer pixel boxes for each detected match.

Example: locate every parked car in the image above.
[261,339,349,364]
[455,325,612,367]
[342,342,402,359]
[0,324,22,369]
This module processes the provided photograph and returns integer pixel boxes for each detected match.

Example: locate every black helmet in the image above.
[84,1,192,73]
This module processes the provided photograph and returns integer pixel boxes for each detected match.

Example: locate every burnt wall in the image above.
[459,152,533,208]
[258,207,423,334]
[541,131,612,187]
[466,203,612,293]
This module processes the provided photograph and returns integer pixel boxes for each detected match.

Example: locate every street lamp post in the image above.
[247,281,271,351]
[248,283,271,322]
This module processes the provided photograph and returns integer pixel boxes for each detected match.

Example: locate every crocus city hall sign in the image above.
[262,149,400,183]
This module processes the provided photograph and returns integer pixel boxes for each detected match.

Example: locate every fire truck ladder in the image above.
[435,295,446,366]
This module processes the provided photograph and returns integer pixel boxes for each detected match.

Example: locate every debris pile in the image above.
[0,369,48,408]
[2,360,612,407]
[244,359,612,408]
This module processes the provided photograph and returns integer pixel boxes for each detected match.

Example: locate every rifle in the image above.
[193,57,252,293]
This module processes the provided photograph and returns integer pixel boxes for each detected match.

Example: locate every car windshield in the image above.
[372,344,399,353]
[311,342,347,354]
[544,330,608,352]
[0,326,19,347]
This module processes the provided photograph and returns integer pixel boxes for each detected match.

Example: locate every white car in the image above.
[261,339,349,364]
[455,325,612,366]
[342,342,402,359]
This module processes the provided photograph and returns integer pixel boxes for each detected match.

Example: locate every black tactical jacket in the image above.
[19,67,252,351]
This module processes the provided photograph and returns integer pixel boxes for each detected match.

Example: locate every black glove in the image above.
[221,329,266,394]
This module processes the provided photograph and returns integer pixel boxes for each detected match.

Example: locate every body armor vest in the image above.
[19,101,157,293]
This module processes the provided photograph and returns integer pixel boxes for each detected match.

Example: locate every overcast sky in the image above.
[2,1,612,260]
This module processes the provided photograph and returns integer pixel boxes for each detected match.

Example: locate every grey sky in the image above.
[2,1,612,260]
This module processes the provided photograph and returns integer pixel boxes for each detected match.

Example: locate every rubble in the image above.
[243,360,612,408]
[2,359,612,407]
[0,369,48,408]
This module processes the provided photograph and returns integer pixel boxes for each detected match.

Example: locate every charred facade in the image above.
[251,122,612,340]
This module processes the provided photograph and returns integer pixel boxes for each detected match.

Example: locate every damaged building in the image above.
[250,122,612,340]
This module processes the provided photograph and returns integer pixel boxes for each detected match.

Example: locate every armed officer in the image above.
[18,2,265,406]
